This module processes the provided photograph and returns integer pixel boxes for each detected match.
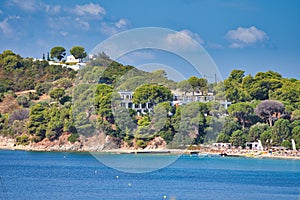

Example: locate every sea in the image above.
[0,150,300,200]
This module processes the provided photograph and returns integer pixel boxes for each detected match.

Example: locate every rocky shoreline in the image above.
[1,135,300,160]
[0,134,168,152]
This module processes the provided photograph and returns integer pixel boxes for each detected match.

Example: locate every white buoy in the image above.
[116,175,119,179]
[128,183,131,186]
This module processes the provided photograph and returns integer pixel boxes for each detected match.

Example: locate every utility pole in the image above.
[214,73,217,83]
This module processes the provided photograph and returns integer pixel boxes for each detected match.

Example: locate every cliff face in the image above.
[0,134,167,152]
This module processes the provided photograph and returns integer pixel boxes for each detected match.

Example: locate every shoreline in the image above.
[1,136,299,160]
[1,146,300,161]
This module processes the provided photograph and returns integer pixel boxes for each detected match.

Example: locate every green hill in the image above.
[0,50,300,150]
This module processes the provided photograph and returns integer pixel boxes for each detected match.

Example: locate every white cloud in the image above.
[226,26,268,48]
[45,5,61,13]
[100,19,130,35]
[8,0,43,12]
[165,29,204,50]
[73,3,106,16]
[48,17,70,30]
[76,18,90,31]
[179,29,204,45]
[9,0,61,14]
[48,16,90,32]
[0,16,20,36]
[115,19,128,29]
[0,19,11,35]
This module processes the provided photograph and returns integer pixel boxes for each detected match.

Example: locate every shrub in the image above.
[16,95,30,107]
[281,140,292,149]
[31,135,44,143]
[8,108,29,124]
[46,131,58,141]
[35,82,52,96]
[68,133,79,143]
[16,134,29,145]
[136,139,147,148]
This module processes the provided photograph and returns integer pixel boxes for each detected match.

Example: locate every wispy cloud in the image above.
[47,16,71,30]
[165,29,204,50]
[8,0,44,12]
[0,16,20,36]
[72,3,106,16]
[100,19,130,35]
[76,18,90,31]
[8,0,61,14]
[115,19,128,29]
[226,26,268,48]
[47,16,90,33]
[45,5,61,13]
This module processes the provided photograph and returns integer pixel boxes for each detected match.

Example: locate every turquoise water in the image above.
[0,150,300,200]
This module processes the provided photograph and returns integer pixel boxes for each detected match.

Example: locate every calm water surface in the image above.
[0,150,300,200]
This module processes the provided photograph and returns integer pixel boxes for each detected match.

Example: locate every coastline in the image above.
[1,136,300,160]
[1,145,300,161]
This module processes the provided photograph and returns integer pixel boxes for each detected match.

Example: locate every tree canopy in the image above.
[1,49,300,150]
[133,84,173,104]
[187,76,208,95]
[70,46,87,62]
[50,46,66,61]
[254,100,285,126]
[228,102,253,129]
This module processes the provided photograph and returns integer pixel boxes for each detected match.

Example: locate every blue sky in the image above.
[0,0,300,80]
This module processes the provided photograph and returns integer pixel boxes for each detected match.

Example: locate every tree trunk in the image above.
[241,120,245,129]
[268,117,273,127]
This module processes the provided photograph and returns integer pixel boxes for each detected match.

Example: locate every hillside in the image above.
[0,50,300,151]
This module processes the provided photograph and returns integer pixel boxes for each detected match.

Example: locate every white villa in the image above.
[172,90,231,109]
[118,90,232,114]
[45,55,86,71]
[66,55,79,63]
[118,91,154,114]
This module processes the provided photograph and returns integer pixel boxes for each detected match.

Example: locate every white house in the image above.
[48,61,67,67]
[212,143,232,149]
[66,55,79,63]
[118,91,154,114]
[245,141,263,151]
[66,63,86,71]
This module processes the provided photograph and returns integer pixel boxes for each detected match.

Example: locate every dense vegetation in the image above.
[0,50,77,143]
[0,49,300,149]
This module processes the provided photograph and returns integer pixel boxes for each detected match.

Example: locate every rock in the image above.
[145,137,167,150]
[103,135,121,150]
